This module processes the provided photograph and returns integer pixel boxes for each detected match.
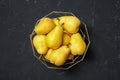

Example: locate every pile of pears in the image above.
[33,16,86,66]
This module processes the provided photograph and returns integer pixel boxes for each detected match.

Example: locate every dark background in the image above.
[0,0,120,80]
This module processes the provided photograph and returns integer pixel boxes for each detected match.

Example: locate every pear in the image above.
[70,33,86,55]
[50,46,70,66]
[59,16,81,33]
[46,25,63,49]
[44,48,53,61]
[33,35,48,54]
[34,17,55,34]
[53,18,60,26]
[63,32,71,45]
[63,30,72,36]
[67,54,74,60]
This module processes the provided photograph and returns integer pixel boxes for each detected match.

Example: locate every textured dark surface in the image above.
[0,0,120,80]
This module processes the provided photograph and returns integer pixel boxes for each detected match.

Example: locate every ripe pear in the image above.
[33,35,48,54]
[63,30,72,36]
[34,17,55,34]
[63,32,71,45]
[70,33,86,55]
[53,18,60,26]
[68,54,74,60]
[59,16,81,33]
[46,25,63,49]
[50,46,70,66]
[44,48,53,60]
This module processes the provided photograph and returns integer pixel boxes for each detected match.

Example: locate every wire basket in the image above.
[30,11,90,70]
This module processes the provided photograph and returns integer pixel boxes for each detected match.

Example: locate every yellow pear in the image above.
[70,33,86,55]
[34,17,55,34]
[67,54,74,60]
[50,46,70,66]
[46,25,63,49]
[63,32,71,45]
[63,30,72,36]
[53,18,60,26]
[33,35,48,54]
[59,16,81,33]
[44,48,53,60]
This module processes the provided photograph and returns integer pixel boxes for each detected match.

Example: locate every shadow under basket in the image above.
[30,11,90,70]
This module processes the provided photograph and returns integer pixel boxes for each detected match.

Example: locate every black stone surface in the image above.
[0,0,120,80]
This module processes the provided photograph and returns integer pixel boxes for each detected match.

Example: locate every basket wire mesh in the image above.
[30,11,90,70]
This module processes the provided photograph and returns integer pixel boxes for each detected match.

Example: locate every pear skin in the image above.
[63,32,71,45]
[59,16,81,33]
[50,46,70,66]
[34,17,55,34]
[70,33,86,55]
[33,35,48,54]
[53,18,60,26]
[46,25,63,49]
[68,54,74,60]
[44,48,53,61]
